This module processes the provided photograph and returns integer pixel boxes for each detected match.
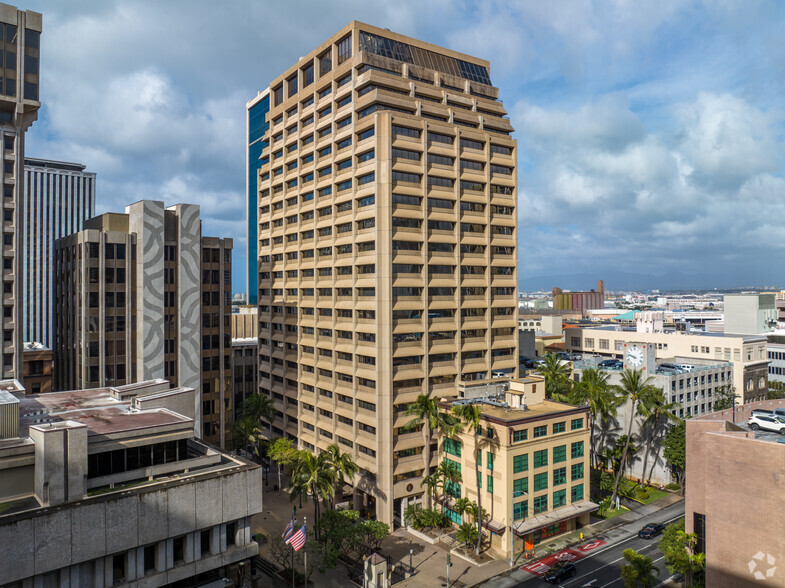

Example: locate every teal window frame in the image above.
[444,438,461,457]
[571,441,584,459]
[553,489,567,508]
[487,474,493,493]
[487,452,494,471]
[553,421,566,434]
[533,495,548,514]
[445,507,461,524]
[571,418,583,430]
[513,477,528,494]
[513,429,527,442]
[553,445,566,463]
[571,483,584,503]
[533,449,548,468]
[513,454,528,473]
[553,467,567,486]
[533,472,548,492]
[533,425,547,438]
[513,500,528,521]
[571,462,584,481]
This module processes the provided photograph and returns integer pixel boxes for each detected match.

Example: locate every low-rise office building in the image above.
[0,379,262,587]
[686,399,785,585]
[438,377,593,560]
[565,321,768,403]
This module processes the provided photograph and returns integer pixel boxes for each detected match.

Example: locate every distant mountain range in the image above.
[519,271,783,293]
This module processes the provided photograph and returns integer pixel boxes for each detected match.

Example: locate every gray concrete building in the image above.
[0,5,41,382]
[23,157,96,348]
[0,379,262,587]
[53,201,234,447]
[724,293,777,335]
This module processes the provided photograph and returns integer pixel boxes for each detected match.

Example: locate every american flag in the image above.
[282,520,294,541]
[286,524,306,552]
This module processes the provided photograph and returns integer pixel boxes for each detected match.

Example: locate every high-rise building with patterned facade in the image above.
[23,157,96,348]
[254,22,518,524]
[53,201,234,447]
[0,5,41,381]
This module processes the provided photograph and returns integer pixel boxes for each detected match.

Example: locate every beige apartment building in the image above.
[255,22,518,524]
[438,378,593,558]
[565,324,768,403]
[0,4,41,382]
[53,201,234,448]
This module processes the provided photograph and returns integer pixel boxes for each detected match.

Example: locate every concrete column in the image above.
[92,557,105,588]
[166,539,174,570]
[155,541,166,573]
[103,556,113,586]
[244,517,252,545]
[58,570,70,588]
[185,532,195,563]
[211,525,221,555]
[126,549,137,581]
[135,546,145,580]
[220,524,227,552]
[193,531,202,561]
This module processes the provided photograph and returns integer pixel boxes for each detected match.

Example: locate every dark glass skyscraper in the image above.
[245,89,270,305]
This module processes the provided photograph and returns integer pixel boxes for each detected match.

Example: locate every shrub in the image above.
[638,491,649,500]
[665,482,680,491]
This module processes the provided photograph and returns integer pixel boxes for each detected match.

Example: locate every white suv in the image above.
[748,414,785,435]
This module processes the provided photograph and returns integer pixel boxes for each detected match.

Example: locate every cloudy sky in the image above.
[21,0,785,292]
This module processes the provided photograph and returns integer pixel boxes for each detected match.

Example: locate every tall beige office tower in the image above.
[53,201,234,447]
[0,4,41,381]
[256,22,518,524]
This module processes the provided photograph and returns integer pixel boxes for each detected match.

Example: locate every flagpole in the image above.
[291,518,296,588]
[303,516,307,587]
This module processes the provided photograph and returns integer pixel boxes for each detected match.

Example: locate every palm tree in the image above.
[287,450,336,540]
[240,393,276,437]
[638,389,679,484]
[569,368,622,468]
[610,370,660,506]
[404,394,457,509]
[436,459,463,502]
[451,403,484,555]
[535,353,573,402]
[620,548,659,587]
[324,443,359,508]
[420,472,441,505]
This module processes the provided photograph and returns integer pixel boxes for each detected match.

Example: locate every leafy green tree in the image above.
[535,353,573,401]
[403,394,458,508]
[712,385,737,411]
[767,380,785,399]
[611,370,660,505]
[570,367,622,467]
[287,450,336,539]
[240,393,276,428]
[420,472,442,506]
[659,519,705,587]
[456,522,479,548]
[639,389,679,483]
[315,509,389,565]
[451,403,484,555]
[231,416,267,457]
[662,420,686,494]
[436,459,462,500]
[620,548,659,587]
[268,437,298,489]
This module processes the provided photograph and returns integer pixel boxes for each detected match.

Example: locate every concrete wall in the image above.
[0,465,263,585]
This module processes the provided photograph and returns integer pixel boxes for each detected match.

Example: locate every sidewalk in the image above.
[251,473,683,588]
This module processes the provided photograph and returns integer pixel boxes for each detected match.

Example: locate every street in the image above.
[478,501,685,588]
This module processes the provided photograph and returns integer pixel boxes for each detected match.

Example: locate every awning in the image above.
[513,500,598,536]
[483,519,506,534]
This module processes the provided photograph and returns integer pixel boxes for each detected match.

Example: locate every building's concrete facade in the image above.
[53,201,234,447]
[21,341,51,394]
[565,326,768,403]
[438,378,594,559]
[0,379,262,587]
[552,281,604,313]
[686,399,785,585]
[232,305,258,339]
[0,5,41,382]
[723,293,777,335]
[23,157,95,348]
[255,22,518,524]
[232,338,258,421]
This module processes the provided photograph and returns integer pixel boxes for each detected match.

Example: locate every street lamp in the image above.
[509,490,527,567]
[409,537,413,575]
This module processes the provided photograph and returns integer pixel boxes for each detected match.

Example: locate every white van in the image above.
[677,364,696,372]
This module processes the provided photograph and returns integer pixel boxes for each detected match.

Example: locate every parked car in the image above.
[568,353,582,361]
[544,562,577,583]
[752,408,785,419]
[659,363,684,373]
[638,522,666,539]
[748,414,785,435]
[676,364,696,372]
[598,358,623,369]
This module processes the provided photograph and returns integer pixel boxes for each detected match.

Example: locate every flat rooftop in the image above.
[0,387,191,449]
[571,325,766,341]
[442,398,583,425]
